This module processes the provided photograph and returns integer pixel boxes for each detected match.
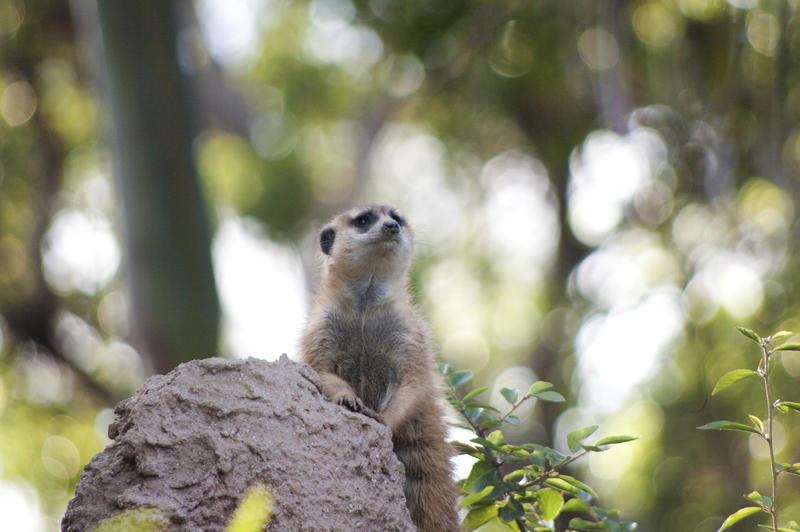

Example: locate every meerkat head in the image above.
[318,204,413,285]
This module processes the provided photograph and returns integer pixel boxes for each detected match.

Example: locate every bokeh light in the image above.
[41,209,120,296]
[213,215,307,359]
[1,80,37,126]
[577,28,619,71]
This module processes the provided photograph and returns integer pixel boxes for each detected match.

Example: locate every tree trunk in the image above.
[96,0,219,374]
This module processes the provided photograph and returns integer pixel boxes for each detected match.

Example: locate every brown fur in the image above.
[300,204,461,532]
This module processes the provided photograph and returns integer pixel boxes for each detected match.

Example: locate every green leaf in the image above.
[736,327,761,344]
[464,406,482,423]
[93,507,170,532]
[745,490,771,508]
[562,497,591,513]
[748,415,764,434]
[770,331,794,342]
[480,418,504,430]
[465,460,498,493]
[712,369,758,396]
[528,381,554,394]
[453,442,482,458]
[449,370,474,387]
[498,498,524,523]
[776,401,800,413]
[526,444,567,464]
[537,488,564,521]
[581,444,604,452]
[489,482,522,498]
[777,462,800,475]
[461,485,494,508]
[567,425,599,452]
[554,474,598,498]
[775,342,800,352]
[465,402,502,413]
[505,415,520,425]
[463,504,499,531]
[568,517,606,530]
[500,387,519,404]
[532,390,566,403]
[716,506,763,532]
[462,386,489,402]
[487,430,505,446]
[594,435,639,446]
[544,477,580,495]
[697,420,761,434]
[224,483,274,532]
[472,437,502,453]
[503,469,527,482]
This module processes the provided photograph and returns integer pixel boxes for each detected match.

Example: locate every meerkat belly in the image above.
[325,308,408,412]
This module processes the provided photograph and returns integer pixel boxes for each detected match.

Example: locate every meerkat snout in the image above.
[383,220,399,234]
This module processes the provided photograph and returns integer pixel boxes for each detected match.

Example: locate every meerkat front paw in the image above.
[336,395,383,422]
[337,394,365,412]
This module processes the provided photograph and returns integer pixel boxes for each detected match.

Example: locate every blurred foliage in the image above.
[445,366,637,531]
[0,0,799,530]
[224,483,275,532]
[698,328,800,531]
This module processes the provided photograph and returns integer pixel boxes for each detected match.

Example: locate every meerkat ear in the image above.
[319,226,335,255]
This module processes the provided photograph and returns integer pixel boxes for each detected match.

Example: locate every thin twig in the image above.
[760,340,779,531]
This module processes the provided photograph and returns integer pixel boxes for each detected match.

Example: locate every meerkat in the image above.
[300,204,461,532]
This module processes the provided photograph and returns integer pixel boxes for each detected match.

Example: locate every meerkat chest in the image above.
[324,307,413,410]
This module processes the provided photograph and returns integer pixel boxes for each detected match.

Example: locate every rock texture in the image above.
[62,356,415,531]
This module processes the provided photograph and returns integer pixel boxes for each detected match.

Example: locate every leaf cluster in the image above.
[443,366,637,532]
[698,328,800,532]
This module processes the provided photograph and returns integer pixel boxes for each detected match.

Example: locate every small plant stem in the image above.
[760,342,779,531]
[523,450,590,489]
[503,394,530,421]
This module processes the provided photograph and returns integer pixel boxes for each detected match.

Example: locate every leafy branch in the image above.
[443,366,637,531]
[698,327,800,532]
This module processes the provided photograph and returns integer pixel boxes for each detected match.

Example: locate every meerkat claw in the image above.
[337,395,364,413]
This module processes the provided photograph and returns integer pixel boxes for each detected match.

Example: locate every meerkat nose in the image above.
[383,220,400,234]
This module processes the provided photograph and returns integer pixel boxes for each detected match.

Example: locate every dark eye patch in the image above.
[351,210,376,230]
[389,210,405,226]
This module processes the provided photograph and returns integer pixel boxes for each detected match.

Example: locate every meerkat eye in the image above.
[389,210,405,226]
[352,211,374,228]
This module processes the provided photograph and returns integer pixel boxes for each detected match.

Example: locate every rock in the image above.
[62,356,415,531]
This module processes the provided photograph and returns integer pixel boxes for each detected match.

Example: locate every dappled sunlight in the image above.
[53,312,144,395]
[196,131,265,212]
[304,0,384,78]
[480,150,559,274]
[684,250,764,321]
[1,80,37,127]
[0,480,43,532]
[213,214,307,359]
[368,124,468,249]
[632,3,680,49]
[42,209,120,297]
[577,28,619,71]
[196,0,263,69]
[575,229,681,309]
[568,128,669,245]
[441,331,490,375]
[746,9,781,57]
[576,289,685,413]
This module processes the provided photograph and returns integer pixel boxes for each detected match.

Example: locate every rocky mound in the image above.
[62,355,415,531]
